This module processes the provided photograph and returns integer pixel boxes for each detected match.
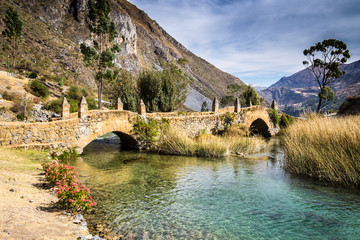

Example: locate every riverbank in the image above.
[282,114,360,186]
[0,147,90,239]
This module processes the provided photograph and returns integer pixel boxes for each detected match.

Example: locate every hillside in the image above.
[0,0,244,110]
[259,60,360,115]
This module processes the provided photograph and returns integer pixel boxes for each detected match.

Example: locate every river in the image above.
[72,139,360,239]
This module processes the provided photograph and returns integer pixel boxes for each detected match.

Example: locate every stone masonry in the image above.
[0,99,275,153]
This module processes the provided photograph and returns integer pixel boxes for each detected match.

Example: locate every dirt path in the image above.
[0,148,89,240]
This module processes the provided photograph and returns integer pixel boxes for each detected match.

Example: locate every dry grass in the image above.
[159,127,267,158]
[282,115,360,186]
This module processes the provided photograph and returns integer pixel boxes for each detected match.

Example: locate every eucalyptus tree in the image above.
[80,0,121,109]
[2,7,23,69]
[303,39,350,113]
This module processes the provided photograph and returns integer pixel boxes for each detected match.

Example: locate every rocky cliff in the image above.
[0,0,244,108]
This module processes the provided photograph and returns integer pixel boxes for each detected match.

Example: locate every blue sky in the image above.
[127,0,360,87]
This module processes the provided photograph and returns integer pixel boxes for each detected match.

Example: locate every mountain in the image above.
[0,0,244,110]
[259,60,360,115]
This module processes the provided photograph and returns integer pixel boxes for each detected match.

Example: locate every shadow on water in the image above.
[73,138,360,240]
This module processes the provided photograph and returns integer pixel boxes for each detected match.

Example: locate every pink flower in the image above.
[69,199,74,203]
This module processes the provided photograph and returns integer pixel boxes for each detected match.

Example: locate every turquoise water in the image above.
[74,140,360,239]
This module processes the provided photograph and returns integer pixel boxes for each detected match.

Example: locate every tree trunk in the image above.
[316,96,323,113]
[98,80,102,109]
[12,37,16,68]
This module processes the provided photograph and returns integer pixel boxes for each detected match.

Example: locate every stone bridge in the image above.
[0,97,277,153]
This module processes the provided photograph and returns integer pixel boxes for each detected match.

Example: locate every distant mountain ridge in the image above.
[259,60,360,115]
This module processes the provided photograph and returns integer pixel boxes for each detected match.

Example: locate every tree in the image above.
[2,7,23,69]
[109,69,139,112]
[201,101,209,112]
[137,61,189,112]
[303,39,350,113]
[242,84,260,106]
[80,0,120,109]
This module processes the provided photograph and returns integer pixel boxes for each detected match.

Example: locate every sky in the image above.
[127,0,360,87]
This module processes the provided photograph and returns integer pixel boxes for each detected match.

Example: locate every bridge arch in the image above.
[81,131,140,151]
[249,118,271,137]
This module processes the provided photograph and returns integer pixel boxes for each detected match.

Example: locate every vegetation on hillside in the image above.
[282,115,360,187]
[80,0,121,109]
[1,7,23,69]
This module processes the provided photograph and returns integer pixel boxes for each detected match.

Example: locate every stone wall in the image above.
[0,110,137,152]
[0,105,275,152]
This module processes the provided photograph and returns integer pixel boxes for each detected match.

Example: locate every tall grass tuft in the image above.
[159,126,266,158]
[282,115,360,186]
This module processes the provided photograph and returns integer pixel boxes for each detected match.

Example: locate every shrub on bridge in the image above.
[268,108,280,127]
[132,117,160,146]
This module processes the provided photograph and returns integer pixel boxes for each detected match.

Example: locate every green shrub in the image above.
[27,72,38,79]
[66,86,87,101]
[280,113,294,128]
[86,97,97,110]
[132,117,160,145]
[51,149,78,163]
[268,108,280,126]
[44,98,62,114]
[29,79,50,98]
[69,99,79,113]
[221,112,236,132]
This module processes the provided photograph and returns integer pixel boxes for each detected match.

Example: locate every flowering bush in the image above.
[42,160,96,213]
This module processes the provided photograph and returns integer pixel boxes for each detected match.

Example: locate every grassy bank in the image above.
[158,127,267,158]
[281,115,360,186]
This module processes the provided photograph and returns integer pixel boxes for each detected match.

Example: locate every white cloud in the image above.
[129,0,360,87]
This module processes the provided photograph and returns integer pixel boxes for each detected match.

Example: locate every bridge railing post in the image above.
[271,99,278,110]
[78,96,88,118]
[116,98,123,111]
[212,97,219,113]
[138,99,146,116]
[234,97,241,113]
[61,97,70,119]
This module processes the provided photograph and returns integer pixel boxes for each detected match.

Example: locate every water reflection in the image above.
[73,139,360,240]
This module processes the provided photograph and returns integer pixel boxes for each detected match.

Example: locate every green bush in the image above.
[86,97,97,110]
[66,86,87,101]
[29,79,50,98]
[268,108,280,126]
[69,99,79,113]
[138,62,189,112]
[132,117,160,145]
[109,69,139,112]
[44,98,62,114]
[27,72,38,79]
[280,113,294,128]
[221,112,236,131]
